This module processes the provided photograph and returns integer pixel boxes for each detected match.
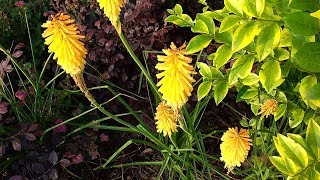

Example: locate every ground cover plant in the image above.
[0,0,320,179]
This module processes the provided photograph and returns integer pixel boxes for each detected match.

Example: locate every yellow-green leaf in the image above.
[289,108,305,128]
[256,23,280,61]
[219,15,242,33]
[191,19,209,34]
[306,120,320,160]
[269,156,292,176]
[224,0,244,16]
[232,21,259,53]
[198,81,212,101]
[214,44,232,69]
[213,79,228,105]
[311,10,320,19]
[243,0,265,17]
[186,34,213,54]
[229,55,255,84]
[275,134,309,169]
[197,62,212,79]
[274,104,287,121]
[241,73,259,86]
[259,60,284,94]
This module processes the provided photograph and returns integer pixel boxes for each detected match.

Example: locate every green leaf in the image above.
[229,55,255,84]
[219,15,242,33]
[165,15,193,27]
[224,0,244,16]
[196,13,215,35]
[241,73,259,86]
[239,88,258,100]
[197,62,212,79]
[306,120,320,160]
[274,104,287,121]
[191,20,209,34]
[186,35,213,54]
[278,28,292,47]
[259,60,284,94]
[174,4,183,16]
[214,44,232,69]
[213,79,228,105]
[197,81,212,101]
[232,21,259,53]
[211,68,224,79]
[214,28,232,44]
[255,23,280,61]
[288,133,317,161]
[289,108,305,128]
[275,134,309,169]
[269,156,292,176]
[293,43,320,73]
[305,83,320,101]
[283,12,320,36]
[299,75,318,107]
[288,0,319,12]
[243,0,265,17]
[273,48,290,61]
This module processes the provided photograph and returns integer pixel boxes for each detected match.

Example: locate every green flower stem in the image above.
[118,31,159,98]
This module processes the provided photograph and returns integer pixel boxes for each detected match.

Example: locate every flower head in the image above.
[96,0,124,33]
[154,102,178,137]
[220,127,252,172]
[259,99,278,117]
[42,13,87,75]
[156,43,196,109]
[15,0,24,7]
[15,90,27,101]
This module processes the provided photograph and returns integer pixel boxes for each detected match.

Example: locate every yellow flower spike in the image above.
[156,43,196,109]
[220,127,252,172]
[259,99,278,118]
[154,102,178,137]
[42,13,87,76]
[96,0,124,33]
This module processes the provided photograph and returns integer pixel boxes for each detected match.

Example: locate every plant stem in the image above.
[118,32,159,98]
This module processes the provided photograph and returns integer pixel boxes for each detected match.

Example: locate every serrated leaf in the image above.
[191,19,209,34]
[293,43,320,73]
[229,55,255,84]
[241,73,259,86]
[275,134,308,169]
[256,23,280,61]
[214,44,232,69]
[198,81,212,101]
[289,0,318,12]
[219,15,242,33]
[274,104,286,121]
[186,35,213,54]
[243,0,265,17]
[289,108,305,128]
[283,12,320,36]
[197,62,212,79]
[224,0,244,16]
[306,120,320,160]
[213,79,228,105]
[232,21,259,53]
[259,60,284,94]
